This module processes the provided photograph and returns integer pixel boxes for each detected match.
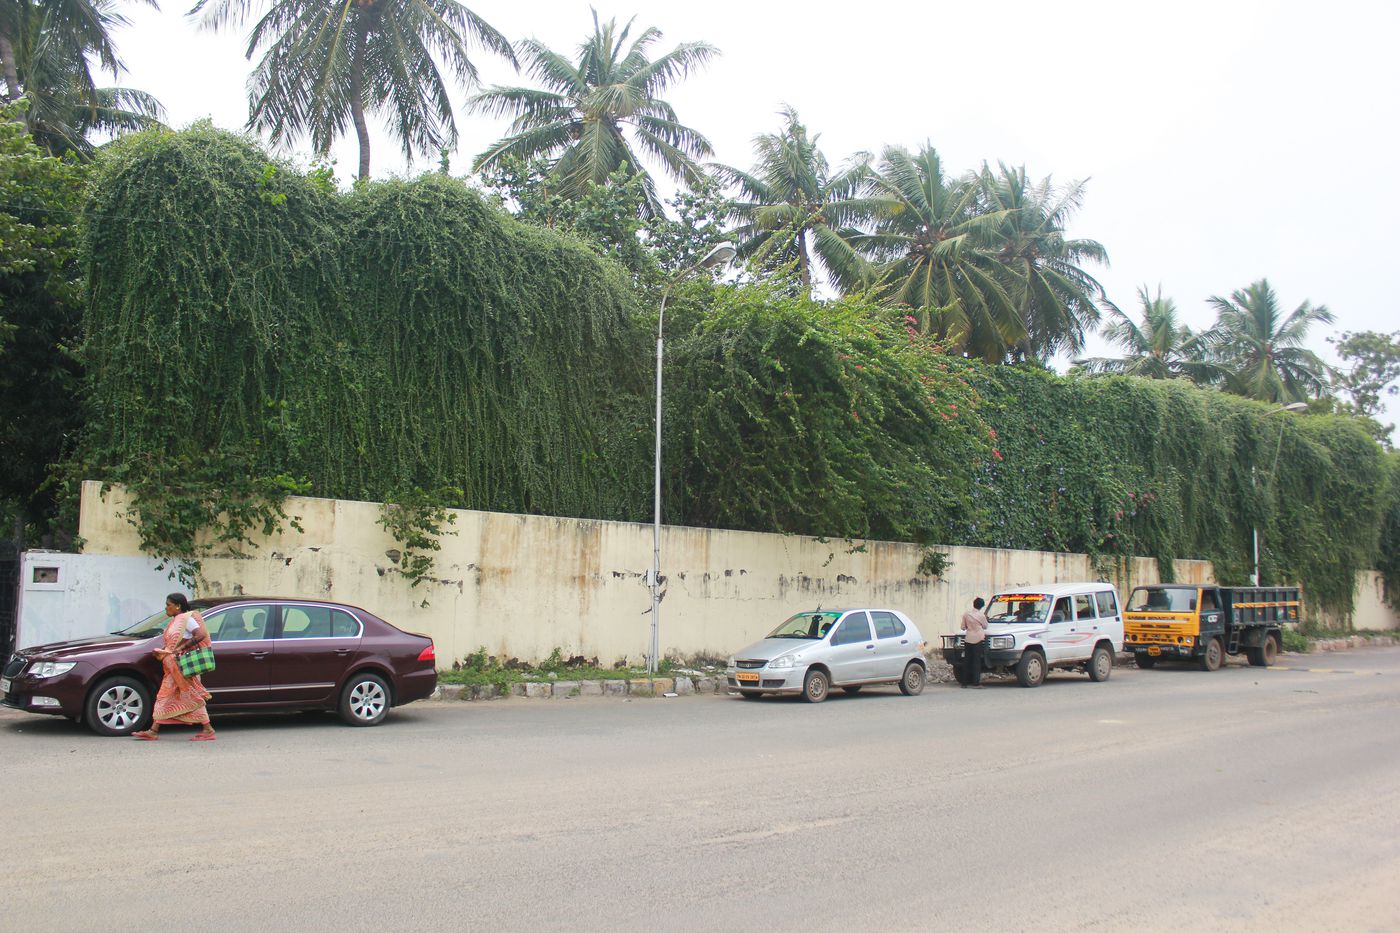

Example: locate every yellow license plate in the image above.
[1147,646,1161,656]
[736,671,759,683]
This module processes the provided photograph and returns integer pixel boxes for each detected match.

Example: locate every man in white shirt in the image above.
[960,597,988,688]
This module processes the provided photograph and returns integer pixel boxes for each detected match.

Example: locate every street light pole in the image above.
[1251,401,1308,586]
[649,242,736,673]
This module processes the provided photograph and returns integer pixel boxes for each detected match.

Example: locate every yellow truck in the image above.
[1123,585,1299,671]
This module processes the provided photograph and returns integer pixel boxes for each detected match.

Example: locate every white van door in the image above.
[1047,595,1096,663]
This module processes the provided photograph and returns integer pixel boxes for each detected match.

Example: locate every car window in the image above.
[832,613,873,645]
[1074,594,1096,620]
[209,606,270,642]
[872,611,905,639]
[1094,591,1118,617]
[1051,597,1072,623]
[331,610,361,638]
[280,605,333,639]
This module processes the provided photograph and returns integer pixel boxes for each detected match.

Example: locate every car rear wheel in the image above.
[898,662,925,696]
[339,672,390,726]
[1199,638,1223,672]
[802,669,829,703]
[1135,653,1157,669]
[1088,644,1113,682]
[1015,650,1047,688]
[85,676,151,737]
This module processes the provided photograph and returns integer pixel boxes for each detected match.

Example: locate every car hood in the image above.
[732,638,821,663]
[986,622,1048,639]
[20,634,157,660]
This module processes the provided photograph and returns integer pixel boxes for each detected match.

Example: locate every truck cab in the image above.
[1124,584,1298,671]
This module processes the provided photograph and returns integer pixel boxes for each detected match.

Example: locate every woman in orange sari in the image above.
[132,593,216,741]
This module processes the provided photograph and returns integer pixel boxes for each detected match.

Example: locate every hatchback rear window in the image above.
[872,611,905,639]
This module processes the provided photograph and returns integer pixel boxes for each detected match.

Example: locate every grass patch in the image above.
[438,646,678,686]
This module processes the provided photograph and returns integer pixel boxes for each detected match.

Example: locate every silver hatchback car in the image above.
[725,608,928,702]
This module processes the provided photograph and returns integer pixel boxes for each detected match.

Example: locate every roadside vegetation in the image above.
[1,5,1397,627]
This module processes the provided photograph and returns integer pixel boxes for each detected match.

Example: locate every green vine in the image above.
[378,485,461,589]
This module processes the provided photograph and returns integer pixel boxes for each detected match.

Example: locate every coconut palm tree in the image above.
[190,0,516,182]
[469,11,716,216]
[1,0,161,153]
[980,163,1109,360]
[9,9,163,156]
[1204,278,1335,402]
[710,106,870,295]
[854,144,1019,360]
[1074,285,1224,382]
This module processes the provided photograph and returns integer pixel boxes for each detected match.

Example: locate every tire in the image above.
[951,664,969,685]
[1015,650,1047,688]
[1199,637,1223,672]
[1249,633,1280,667]
[339,672,391,726]
[1135,653,1157,670]
[85,675,151,737]
[898,662,926,696]
[1088,644,1113,682]
[738,690,763,700]
[802,669,830,703]
[841,686,863,695]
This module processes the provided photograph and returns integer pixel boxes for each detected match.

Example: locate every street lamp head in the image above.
[1267,401,1308,415]
[698,242,737,269]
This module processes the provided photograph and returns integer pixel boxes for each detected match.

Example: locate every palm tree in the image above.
[1075,285,1224,382]
[1,0,161,152]
[10,10,163,156]
[710,106,869,294]
[1204,278,1336,402]
[190,0,516,182]
[469,11,716,216]
[854,144,1019,360]
[980,163,1109,360]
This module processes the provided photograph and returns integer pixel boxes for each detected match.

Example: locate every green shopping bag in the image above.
[177,646,216,678]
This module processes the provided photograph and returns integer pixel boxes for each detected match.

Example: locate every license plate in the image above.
[0,677,10,694]
[736,671,759,683]
[1147,646,1161,656]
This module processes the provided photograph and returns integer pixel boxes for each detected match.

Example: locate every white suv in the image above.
[941,582,1124,687]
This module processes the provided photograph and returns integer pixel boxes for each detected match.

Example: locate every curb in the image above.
[431,674,727,702]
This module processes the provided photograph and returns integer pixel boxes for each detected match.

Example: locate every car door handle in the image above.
[249,651,269,659]
[334,648,352,656]
[865,644,875,650]
[900,640,909,645]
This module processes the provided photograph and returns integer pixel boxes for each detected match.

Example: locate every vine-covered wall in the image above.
[77,125,650,559]
[73,127,1397,618]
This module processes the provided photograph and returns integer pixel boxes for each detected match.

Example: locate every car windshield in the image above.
[986,595,1050,624]
[1128,587,1196,612]
[114,609,172,638]
[766,611,842,640]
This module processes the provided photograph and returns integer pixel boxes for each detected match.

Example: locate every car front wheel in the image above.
[339,672,391,726]
[85,676,151,736]
[1199,638,1223,672]
[898,662,925,696]
[1016,650,1047,688]
[802,669,829,703]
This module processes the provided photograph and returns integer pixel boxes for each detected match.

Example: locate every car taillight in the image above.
[417,644,435,662]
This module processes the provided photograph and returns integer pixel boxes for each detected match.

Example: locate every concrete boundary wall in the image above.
[77,482,1393,664]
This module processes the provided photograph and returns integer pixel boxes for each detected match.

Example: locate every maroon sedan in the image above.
[1,597,437,736]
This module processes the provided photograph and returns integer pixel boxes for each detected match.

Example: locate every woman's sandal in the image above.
[190,732,216,742]
[131,730,158,740]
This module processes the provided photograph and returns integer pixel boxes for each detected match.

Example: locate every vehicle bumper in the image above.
[725,669,804,693]
[1,679,79,717]
[394,667,438,705]
[1126,644,1197,659]
[942,647,1022,667]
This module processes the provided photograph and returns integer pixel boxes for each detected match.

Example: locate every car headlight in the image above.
[989,635,1015,650]
[31,661,76,678]
[767,655,795,670]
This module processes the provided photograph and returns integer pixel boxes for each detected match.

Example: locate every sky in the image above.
[110,0,1399,429]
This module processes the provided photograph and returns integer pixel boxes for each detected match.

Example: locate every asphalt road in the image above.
[4,649,1399,932]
